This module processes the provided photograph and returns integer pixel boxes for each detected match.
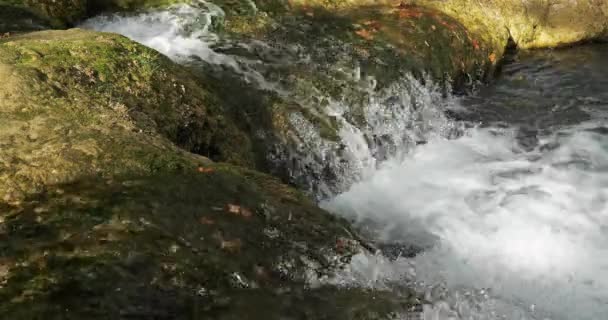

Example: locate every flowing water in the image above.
[327,46,608,320]
[81,3,458,199]
[81,5,608,320]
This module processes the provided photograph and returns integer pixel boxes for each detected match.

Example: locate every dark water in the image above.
[456,44,608,132]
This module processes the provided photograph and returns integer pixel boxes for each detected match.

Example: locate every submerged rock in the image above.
[0,29,413,318]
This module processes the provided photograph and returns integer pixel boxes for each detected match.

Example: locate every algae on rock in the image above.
[0,28,253,199]
[0,28,410,319]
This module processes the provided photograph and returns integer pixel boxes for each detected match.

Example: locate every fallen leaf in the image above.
[472,39,480,50]
[489,52,497,63]
[438,19,458,31]
[397,7,424,19]
[200,217,215,225]
[355,29,374,40]
[362,20,382,30]
[221,239,242,253]
[197,166,214,173]
[225,204,252,218]
[226,204,241,214]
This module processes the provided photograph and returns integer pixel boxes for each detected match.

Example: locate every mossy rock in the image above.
[0,168,380,319]
[0,29,253,199]
[0,28,418,318]
[416,0,608,49]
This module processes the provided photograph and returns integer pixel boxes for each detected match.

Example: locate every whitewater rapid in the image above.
[82,4,608,320]
[326,123,608,320]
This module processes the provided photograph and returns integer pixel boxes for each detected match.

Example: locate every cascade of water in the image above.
[83,5,608,319]
[81,3,459,199]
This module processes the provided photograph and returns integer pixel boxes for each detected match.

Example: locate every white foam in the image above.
[325,125,608,320]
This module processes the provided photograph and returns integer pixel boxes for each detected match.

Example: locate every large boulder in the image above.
[0,29,416,318]
[417,0,608,49]
[0,28,251,200]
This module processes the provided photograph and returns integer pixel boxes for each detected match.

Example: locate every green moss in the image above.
[0,27,420,318]
[0,164,383,319]
[1,29,254,171]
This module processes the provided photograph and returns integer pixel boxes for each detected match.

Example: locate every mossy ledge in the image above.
[0,29,421,318]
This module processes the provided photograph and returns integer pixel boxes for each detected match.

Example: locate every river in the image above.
[81,5,608,320]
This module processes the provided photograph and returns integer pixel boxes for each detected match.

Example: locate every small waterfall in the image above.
[81,3,460,199]
[83,4,608,320]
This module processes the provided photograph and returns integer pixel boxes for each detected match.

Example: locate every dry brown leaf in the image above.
[226,204,241,214]
[200,217,215,225]
[472,39,480,50]
[221,239,242,253]
[363,20,382,30]
[489,52,497,63]
[398,8,424,19]
[225,204,252,218]
[197,166,214,173]
[355,29,374,40]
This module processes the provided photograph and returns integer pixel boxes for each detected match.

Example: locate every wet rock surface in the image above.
[0,28,412,319]
[1,0,606,318]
